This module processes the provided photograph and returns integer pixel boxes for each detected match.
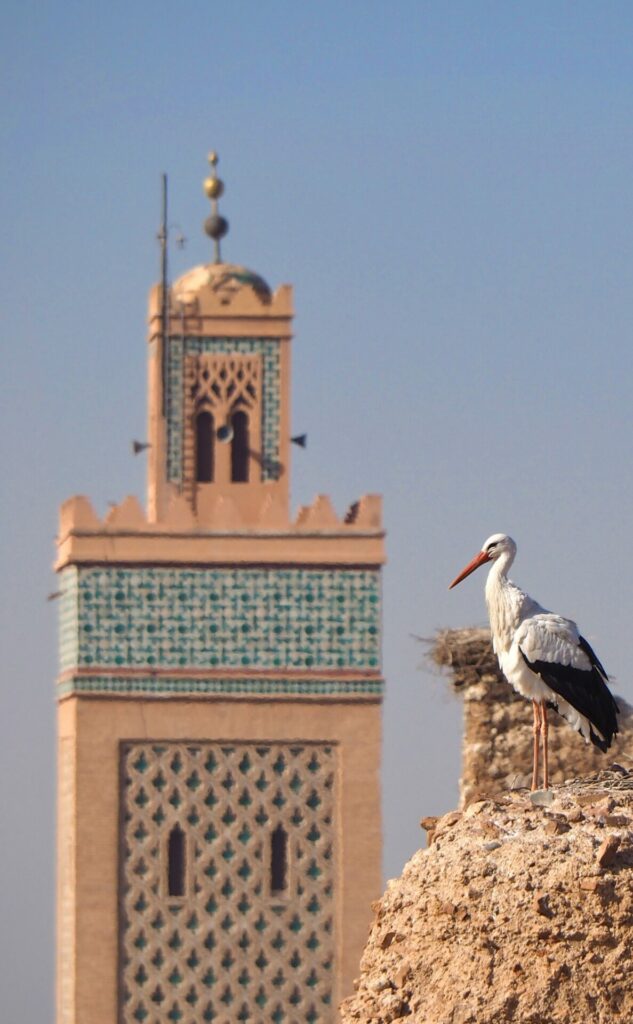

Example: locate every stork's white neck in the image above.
[484,548,524,654]
[487,545,516,583]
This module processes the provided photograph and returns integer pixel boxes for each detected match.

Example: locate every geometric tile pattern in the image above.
[58,677,384,698]
[59,565,79,673]
[120,741,336,1024]
[166,337,281,485]
[59,566,381,673]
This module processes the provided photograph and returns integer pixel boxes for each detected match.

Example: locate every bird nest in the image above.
[560,763,633,794]
[429,627,501,689]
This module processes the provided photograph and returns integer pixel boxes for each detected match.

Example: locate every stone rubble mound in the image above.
[340,768,633,1024]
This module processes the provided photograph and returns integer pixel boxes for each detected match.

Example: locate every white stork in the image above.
[449,533,619,791]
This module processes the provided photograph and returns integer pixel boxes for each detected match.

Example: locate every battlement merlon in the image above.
[55,493,386,570]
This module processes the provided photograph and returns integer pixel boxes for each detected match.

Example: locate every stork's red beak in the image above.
[448,549,492,589]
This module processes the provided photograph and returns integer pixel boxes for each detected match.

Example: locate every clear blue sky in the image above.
[3,2,633,1016]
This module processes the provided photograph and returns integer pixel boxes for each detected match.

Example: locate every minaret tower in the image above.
[55,155,385,1024]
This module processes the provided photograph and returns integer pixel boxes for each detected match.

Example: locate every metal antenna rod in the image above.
[159,173,169,415]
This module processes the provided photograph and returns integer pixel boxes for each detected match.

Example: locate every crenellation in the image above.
[293,505,310,527]
[300,495,340,529]
[257,493,288,528]
[103,494,146,529]
[57,492,383,540]
[58,495,100,535]
[349,494,382,528]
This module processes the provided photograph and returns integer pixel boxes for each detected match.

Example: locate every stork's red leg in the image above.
[531,700,541,791]
[541,700,549,790]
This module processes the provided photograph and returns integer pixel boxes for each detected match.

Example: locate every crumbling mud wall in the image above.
[340,770,633,1024]
[430,628,631,807]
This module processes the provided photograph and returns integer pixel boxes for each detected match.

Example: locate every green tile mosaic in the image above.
[59,566,79,673]
[166,337,281,484]
[60,565,381,673]
[57,676,384,698]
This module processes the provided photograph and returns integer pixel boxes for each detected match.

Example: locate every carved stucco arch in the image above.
[183,353,262,503]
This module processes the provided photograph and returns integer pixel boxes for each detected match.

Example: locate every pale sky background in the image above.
[3,1,633,1016]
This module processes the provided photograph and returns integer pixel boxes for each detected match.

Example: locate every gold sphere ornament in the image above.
[208,151,219,167]
[203,176,224,199]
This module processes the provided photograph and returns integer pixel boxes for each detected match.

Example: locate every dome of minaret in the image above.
[172,262,271,304]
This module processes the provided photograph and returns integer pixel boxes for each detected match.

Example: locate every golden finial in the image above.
[203,151,229,262]
[203,151,224,200]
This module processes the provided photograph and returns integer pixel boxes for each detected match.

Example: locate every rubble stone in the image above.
[340,773,633,1024]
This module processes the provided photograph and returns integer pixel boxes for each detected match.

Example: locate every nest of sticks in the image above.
[429,627,501,690]
[562,763,633,793]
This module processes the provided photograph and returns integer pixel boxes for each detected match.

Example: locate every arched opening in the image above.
[270,825,288,895]
[167,825,186,897]
[230,409,249,482]
[195,410,214,482]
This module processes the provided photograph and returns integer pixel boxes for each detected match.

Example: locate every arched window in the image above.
[195,410,214,482]
[231,410,249,483]
[270,825,288,895]
[167,825,186,897]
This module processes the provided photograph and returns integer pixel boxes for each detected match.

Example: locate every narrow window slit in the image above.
[167,825,186,897]
[270,825,288,895]
[196,410,214,482]
[231,410,249,482]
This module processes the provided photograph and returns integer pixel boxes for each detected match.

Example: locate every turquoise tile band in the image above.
[59,565,381,673]
[57,676,384,697]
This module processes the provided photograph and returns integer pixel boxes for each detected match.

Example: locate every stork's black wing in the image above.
[518,616,619,752]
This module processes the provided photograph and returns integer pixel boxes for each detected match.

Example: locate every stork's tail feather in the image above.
[587,696,619,752]
[588,727,611,753]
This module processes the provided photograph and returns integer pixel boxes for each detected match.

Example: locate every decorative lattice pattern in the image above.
[190,354,260,415]
[59,566,381,673]
[120,741,336,1024]
[166,338,280,485]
